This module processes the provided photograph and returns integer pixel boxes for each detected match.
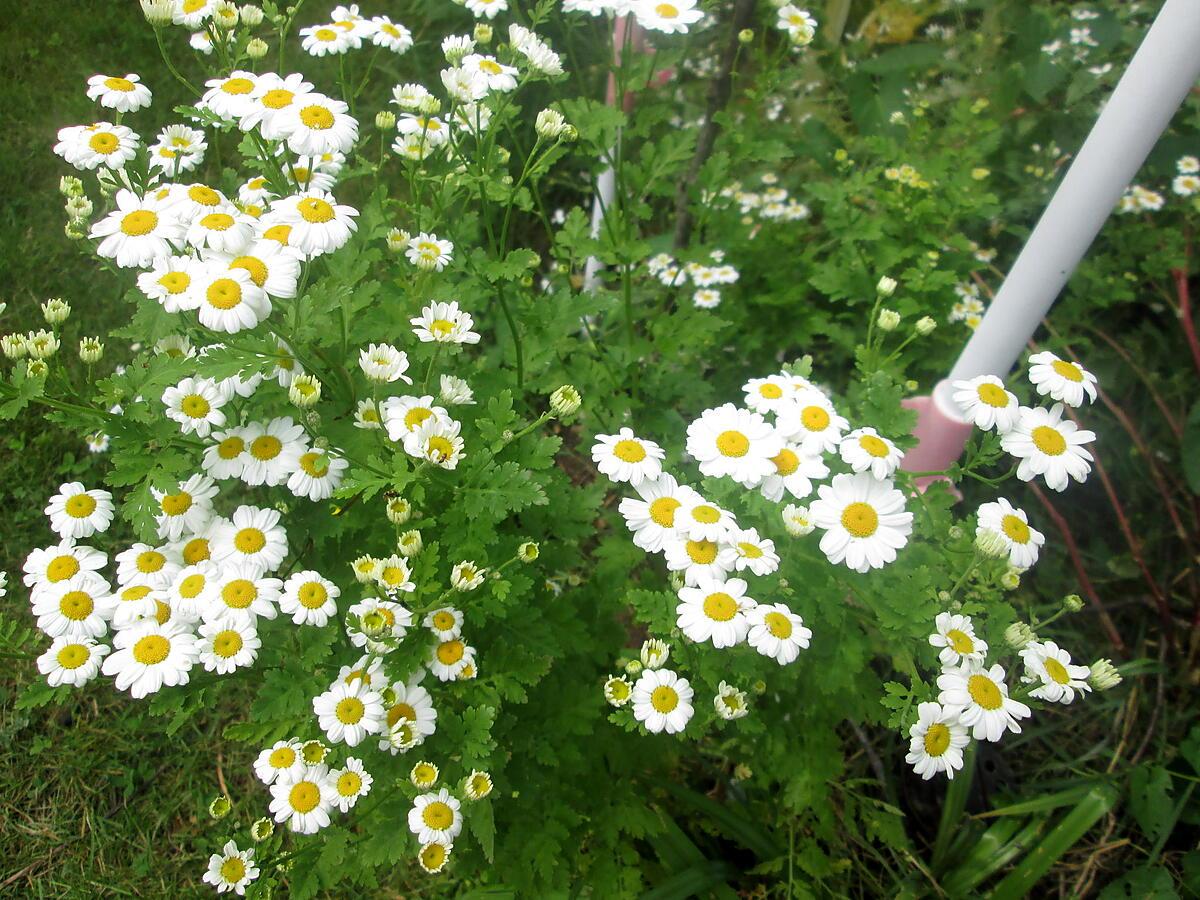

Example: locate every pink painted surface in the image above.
[901,395,973,497]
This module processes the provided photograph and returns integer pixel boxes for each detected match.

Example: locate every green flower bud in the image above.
[208,795,232,819]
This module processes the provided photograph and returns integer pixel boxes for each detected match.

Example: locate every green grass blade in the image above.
[641,861,737,900]
[660,782,784,860]
[940,817,1047,897]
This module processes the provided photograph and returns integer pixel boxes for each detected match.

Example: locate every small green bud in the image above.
[208,795,232,819]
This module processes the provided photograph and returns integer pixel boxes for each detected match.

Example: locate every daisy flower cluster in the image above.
[775,6,818,47]
[952,350,1098,492]
[299,5,414,57]
[716,175,812,227]
[645,249,741,309]
[948,281,986,330]
[906,611,1105,781]
[561,0,705,35]
[1173,155,1200,197]
[1119,155,1200,211]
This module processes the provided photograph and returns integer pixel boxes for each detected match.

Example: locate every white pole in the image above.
[936,0,1200,419]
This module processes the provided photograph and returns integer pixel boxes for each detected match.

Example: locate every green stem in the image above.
[154,27,200,96]
[931,741,976,872]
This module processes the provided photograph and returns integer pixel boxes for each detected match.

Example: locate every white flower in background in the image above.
[604,675,632,707]
[313,679,386,746]
[45,482,114,540]
[163,377,228,437]
[370,16,413,52]
[375,555,416,594]
[391,82,431,110]
[461,54,518,92]
[359,343,412,383]
[102,620,200,699]
[839,427,903,480]
[37,637,110,688]
[87,73,152,113]
[348,598,412,650]
[928,612,988,667]
[686,403,783,487]
[714,681,749,720]
[809,473,912,573]
[591,428,665,487]
[952,375,1021,432]
[976,499,1044,569]
[1001,403,1095,491]
[676,576,755,648]
[410,301,481,345]
[269,766,337,834]
[742,374,795,414]
[746,602,811,664]
[1020,640,1092,704]
[54,122,139,170]
[631,668,694,733]
[1027,351,1098,408]
[450,561,486,592]
[381,394,448,440]
[438,374,475,405]
[301,23,358,55]
[186,208,256,255]
[408,789,464,844]
[200,71,262,121]
[777,5,817,43]
[167,562,219,623]
[937,661,1031,742]
[406,233,454,271]
[202,840,259,896]
[905,702,969,780]
[618,474,697,553]
[288,449,348,502]
[640,638,669,670]
[381,678,438,750]
[465,0,508,19]
[90,189,184,268]
[634,0,704,34]
[1174,174,1200,196]
[211,240,303,300]
[509,24,564,75]
[418,841,453,874]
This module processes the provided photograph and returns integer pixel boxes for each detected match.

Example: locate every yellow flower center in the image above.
[479,59,503,75]
[420,843,446,870]
[716,430,749,457]
[56,643,90,669]
[181,394,211,418]
[269,746,296,768]
[314,26,338,40]
[132,634,171,665]
[188,185,221,206]
[288,781,321,813]
[104,76,135,91]
[648,496,681,527]
[758,383,783,399]
[427,436,455,460]
[967,674,1003,710]
[250,435,282,461]
[1044,657,1071,685]
[387,702,417,728]
[234,528,266,554]
[264,223,292,244]
[337,771,363,797]
[155,599,172,624]
[764,611,793,639]
[297,197,335,223]
[976,382,1010,408]
[299,105,335,130]
[230,255,268,287]
[685,539,718,565]
[1031,425,1067,456]
[946,628,974,654]
[1000,514,1030,544]
[612,439,646,463]
[65,493,97,518]
[217,436,245,460]
[431,611,455,631]
[335,697,365,724]
[923,723,951,756]
[771,448,799,476]
[219,858,247,884]
[160,492,193,516]
[88,132,118,153]
[1051,359,1083,382]
[702,591,738,622]
[650,685,679,713]
[859,435,890,458]
[298,452,328,478]
[121,585,152,603]
[178,573,206,599]
[182,537,210,564]
[59,591,94,620]
[158,271,190,293]
[422,801,454,830]
[222,579,257,609]
[801,405,830,431]
[199,212,234,231]
[691,504,720,524]
[213,629,243,658]
[136,550,165,573]
[46,556,80,581]
[404,407,434,430]
[738,541,764,559]
[656,2,680,17]
[298,582,328,609]
[120,210,158,236]
[437,640,465,665]
[261,88,294,109]
[205,278,244,310]
[221,77,255,95]
[840,502,878,538]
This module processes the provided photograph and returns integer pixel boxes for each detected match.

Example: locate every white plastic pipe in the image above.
[936,0,1200,420]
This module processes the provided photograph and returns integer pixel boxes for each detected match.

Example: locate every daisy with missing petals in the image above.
[359,343,412,384]
[330,757,373,812]
[839,428,904,480]
[90,189,184,268]
[631,668,694,734]
[279,570,340,626]
[194,267,271,334]
[37,637,110,687]
[313,679,386,746]
[254,739,305,785]
[270,191,359,256]
[287,448,348,502]
[905,702,969,780]
[270,766,337,834]
[46,482,114,540]
[87,73,152,113]
[411,761,440,788]
[714,681,749,721]
[403,417,466,469]
[928,612,988,667]
[381,679,438,751]
[746,602,811,664]
[742,374,795,414]
[758,442,828,503]
[1000,404,1095,491]
[429,638,476,682]
[634,0,704,34]
[1020,641,1092,704]
[102,620,200,698]
[213,241,302,299]
[717,527,780,576]
[976,499,1045,569]
[663,535,731,586]
[591,428,664,487]
[809,473,912,573]
[776,389,849,455]
[676,576,755,648]
[952,375,1021,433]
[937,661,1031,742]
[686,404,783,487]
[605,675,632,707]
[213,505,289,574]
[410,301,481,345]
[409,789,464,845]
[162,377,228,437]
[198,619,260,674]
[203,840,258,895]
[1027,351,1098,408]
[152,474,218,542]
[617,474,696,553]
[406,233,453,271]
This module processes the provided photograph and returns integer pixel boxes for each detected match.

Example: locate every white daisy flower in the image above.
[663,535,731,586]
[287,448,348,502]
[746,602,811,664]
[1000,404,1096,492]
[239,417,307,487]
[238,72,314,138]
[354,399,383,430]
[313,679,386,747]
[676,576,755,648]
[951,375,1021,433]
[370,16,413,52]
[162,377,228,438]
[604,675,633,707]
[198,619,260,674]
[928,612,988,667]
[757,442,828,503]
[202,427,250,481]
[254,739,305,785]
[418,840,453,874]
[776,389,849,454]
[742,374,795,414]
[461,54,518,92]
[200,71,261,122]
[809,473,913,573]
[57,122,140,170]
[376,555,416,594]
[194,266,272,334]
[634,0,704,34]
[90,189,184,268]
[86,72,151,112]
[380,394,448,440]
[205,567,281,626]
[408,789,463,844]
[212,505,289,575]
[1020,640,1092,704]
[300,23,358,56]
[101,620,200,699]
[270,765,337,834]
[114,543,181,591]
[617,475,697,553]
[23,540,107,594]
[137,256,202,312]
[406,233,453,271]
[631,668,695,734]
[936,661,1031,742]
[976,499,1044,569]
[37,636,110,687]
[151,474,218,542]
[429,638,476,682]
[202,839,259,896]
[279,570,340,626]
[275,95,358,157]
[423,606,464,640]
[675,493,736,542]
[692,288,721,309]
[330,757,373,812]
[717,527,780,576]
[186,208,255,255]
[839,427,904,480]
[268,191,359,256]
[905,702,969,780]
[347,598,412,650]
[403,417,466,469]
[209,240,303,300]
[359,343,412,383]
[109,583,164,630]
[1027,351,1098,408]
[167,562,219,623]
[438,374,474,406]
[380,679,438,752]
[174,0,215,28]
[640,638,670,670]
[45,482,114,540]
[714,680,749,720]
[686,403,784,487]
[410,300,481,345]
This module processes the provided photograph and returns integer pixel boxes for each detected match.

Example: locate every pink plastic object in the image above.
[900,385,973,496]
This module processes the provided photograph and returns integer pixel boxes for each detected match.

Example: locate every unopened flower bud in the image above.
[417,95,442,116]
[397,529,423,557]
[27,359,48,378]
[385,496,412,525]
[59,175,84,197]
[733,763,752,782]
[1062,593,1084,613]
[41,298,71,325]
[473,23,493,43]
[1,333,27,359]
[738,28,754,43]
[26,329,59,359]
[375,110,396,130]
[66,195,94,221]
[535,108,567,140]
[876,276,897,297]
[1088,658,1122,691]
[1000,569,1020,590]
[360,609,388,638]
[549,384,581,418]
[640,638,669,670]
[65,221,88,240]
[915,316,936,336]
[289,373,321,408]
[386,227,410,252]
[140,0,174,26]
[518,541,539,562]
[974,528,1008,559]
[240,4,264,26]
[1004,621,1035,650]
[623,659,643,676]
[245,37,269,58]
[782,503,814,536]
[208,795,232,819]
[877,308,901,331]
[561,124,578,142]
[251,817,274,842]
[79,337,104,364]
